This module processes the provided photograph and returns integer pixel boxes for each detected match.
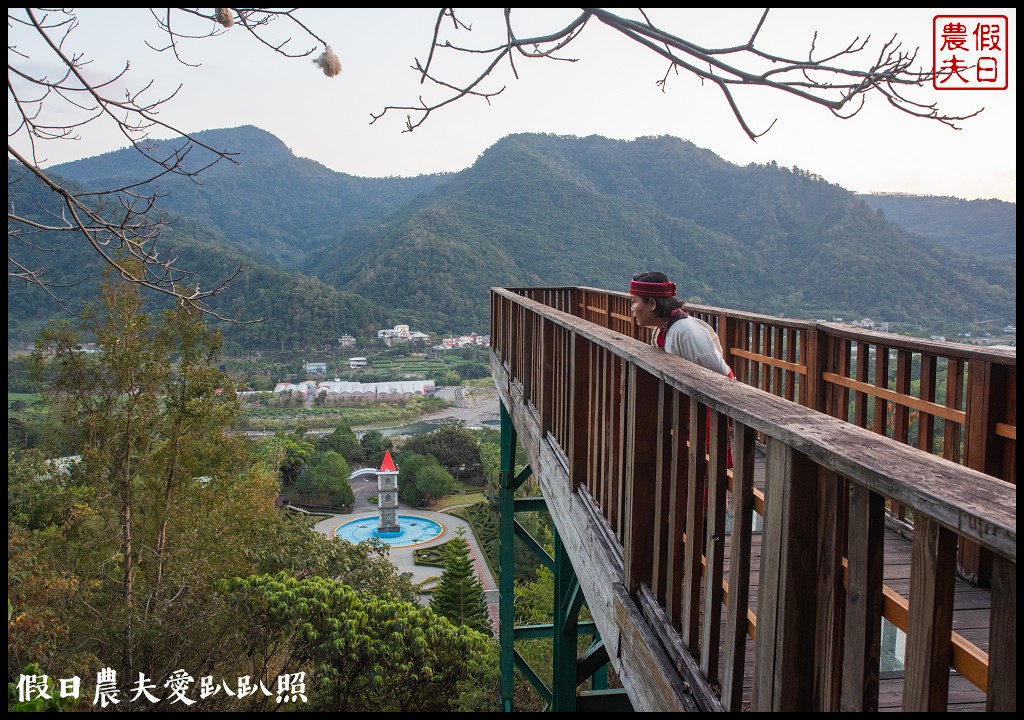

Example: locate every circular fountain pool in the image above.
[335,515,445,548]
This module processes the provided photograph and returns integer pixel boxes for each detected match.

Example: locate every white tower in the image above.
[376,449,400,534]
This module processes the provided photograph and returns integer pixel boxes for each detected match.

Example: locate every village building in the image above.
[315,379,436,401]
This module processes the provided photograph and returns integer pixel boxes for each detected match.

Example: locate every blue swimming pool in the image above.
[335,515,445,548]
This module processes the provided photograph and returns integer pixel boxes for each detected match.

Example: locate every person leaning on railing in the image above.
[629,270,737,486]
[629,271,735,379]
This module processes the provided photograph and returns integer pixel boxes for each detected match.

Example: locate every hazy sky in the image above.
[9,8,1017,202]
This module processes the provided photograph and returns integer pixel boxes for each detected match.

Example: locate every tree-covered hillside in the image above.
[321,133,1016,332]
[8,159,383,350]
[858,194,1015,262]
[50,126,449,271]
[11,129,1016,347]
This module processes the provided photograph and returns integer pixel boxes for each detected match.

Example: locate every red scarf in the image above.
[655,309,688,348]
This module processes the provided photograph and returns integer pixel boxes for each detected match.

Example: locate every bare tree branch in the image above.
[372,8,981,140]
[8,7,333,322]
[10,8,983,323]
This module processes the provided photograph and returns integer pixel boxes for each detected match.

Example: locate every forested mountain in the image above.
[319,133,1015,332]
[10,128,1016,349]
[50,126,449,271]
[858,194,1015,262]
[8,159,384,348]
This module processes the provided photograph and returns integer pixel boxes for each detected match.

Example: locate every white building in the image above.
[303,361,327,375]
[441,332,491,348]
[377,324,433,346]
[273,382,308,399]
[316,379,436,401]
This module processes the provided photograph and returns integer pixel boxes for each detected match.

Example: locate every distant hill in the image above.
[7,158,384,349]
[50,126,449,271]
[319,133,1016,332]
[858,194,1015,262]
[10,128,1016,349]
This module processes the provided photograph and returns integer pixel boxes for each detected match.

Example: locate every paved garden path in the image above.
[313,500,499,635]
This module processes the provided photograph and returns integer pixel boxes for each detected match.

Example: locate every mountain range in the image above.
[8,126,1016,349]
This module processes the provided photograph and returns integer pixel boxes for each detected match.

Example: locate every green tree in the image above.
[429,528,491,635]
[6,415,40,451]
[479,441,501,507]
[395,451,430,506]
[402,420,484,485]
[298,450,354,509]
[416,461,461,506]
[315,422,364,466]
[23,272,280,686]
[248,513,418,602]
[278,435,315,485]
[219,573,495,711]
[359,429,393,467]
[439,369,461,386]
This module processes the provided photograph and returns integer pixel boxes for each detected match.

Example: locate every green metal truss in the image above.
[498,401,632,712]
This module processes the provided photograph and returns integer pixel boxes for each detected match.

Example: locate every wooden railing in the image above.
[491,287,1016,711]
[503,286,1016,584]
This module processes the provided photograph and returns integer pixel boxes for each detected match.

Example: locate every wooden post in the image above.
[623,365,660,596]
[903,515,957,711]
[752,438,820,711]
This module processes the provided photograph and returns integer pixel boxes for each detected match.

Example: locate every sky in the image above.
[8,8,1017,202]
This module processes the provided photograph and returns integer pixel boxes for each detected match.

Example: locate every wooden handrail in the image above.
[504,285,1017,584]
[491,287,1016,712]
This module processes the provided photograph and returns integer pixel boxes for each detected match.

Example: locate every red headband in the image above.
[629,279,676,298]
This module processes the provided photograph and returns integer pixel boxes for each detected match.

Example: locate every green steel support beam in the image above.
[582,638,609,691]
[513,496,548,513]
[514,623,557,641]
[514,519,554,572]
[499,400,614,711]
[576,639,611,687]
[552,528,580,711]
[514,622,598,640]
[499,401,517,710]
[512,465,533,492]
[513,649,552,706]
[561,579,584,635]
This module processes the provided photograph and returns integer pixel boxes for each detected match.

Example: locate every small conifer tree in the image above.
[429,527,491,634]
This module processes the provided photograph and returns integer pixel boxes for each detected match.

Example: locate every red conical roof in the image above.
[379,449,397,473]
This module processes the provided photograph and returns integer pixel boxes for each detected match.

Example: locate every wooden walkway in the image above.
[714,449,991,711]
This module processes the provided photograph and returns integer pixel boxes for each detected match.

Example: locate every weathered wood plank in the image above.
[986,554,1016,711]
[752,439,820,710]
[903,515,958,711]
[700,409,729,684]
[623,366,659,596]
[841,482,884,711]
[722,422,755,712]
[814,469,846,711]
[681,399,707,652]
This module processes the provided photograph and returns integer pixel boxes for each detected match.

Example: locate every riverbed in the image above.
[355,383,501,437]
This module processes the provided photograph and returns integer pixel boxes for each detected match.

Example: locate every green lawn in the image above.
[432,490,486,510]
[8,393,41,406]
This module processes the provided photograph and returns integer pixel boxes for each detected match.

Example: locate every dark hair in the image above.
[632,271,684,318]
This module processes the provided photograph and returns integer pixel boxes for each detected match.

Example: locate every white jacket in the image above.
[658,316,732,377]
